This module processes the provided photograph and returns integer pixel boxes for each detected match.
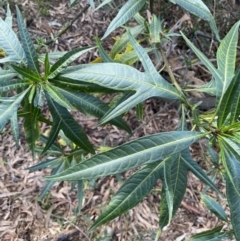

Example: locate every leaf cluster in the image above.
[1,0,240,240]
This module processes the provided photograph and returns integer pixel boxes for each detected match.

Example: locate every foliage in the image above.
[1,0,240,240]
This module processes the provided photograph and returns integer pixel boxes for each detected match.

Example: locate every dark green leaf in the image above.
[201,194,227,221]
[44,83,73,110]
[226,173,240,240]
[45,131,205,181]
[95,36,113,63]
[181,149,220,194]
[23,105,40,157]
[57,88,131,133]
[49,46,94,79]
[0,79,30,92]
[0,88,30,131]
[217,67,240,128]
[160,154,187,229]
[90,161,163,230]
[27,156,65,171]
[189,226,232,241]
[102,0,147,39]
[11,64,41,82]
[16,6,40,74]
[10,112,19,147]
[0,69,17,81]
[46,94,95,154]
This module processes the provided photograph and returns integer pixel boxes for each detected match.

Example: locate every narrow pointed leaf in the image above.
[181,32,221,87]
[201,194,227,221]
[0,79,30,92]
[60,63,183,123]
[24,106,40,156]
[27,156,65,171]
[90,161,164,230]
[217,67,240,127]
[45,131,205,181]
[226,174,240,240]
[160,154,187,229]
[57,88,131,133]
[44,84,73,110]
[110,25,144,58]
[189,226,232,241]
[216,20,240,95]
[102,0,146,39]
[0,88,30,131]
[39,161,66,198]
[220,139,240,196]
[10,112,19,147]
[50,76,115,93]
[181,149,220,194]
[127,30,166,86]
[149,14,161,43]
[46,95,94,154]
[11,64,41,82]
[49,46,94,79]
[41,119,61,154]
[0,69,17,81]
[0,18,26,63]
[95,36,113,63]
[5,4,12,27]
[172,0,219,40]
[44,52,50,78]
[16,7,40,74]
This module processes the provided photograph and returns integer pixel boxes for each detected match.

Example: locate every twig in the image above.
[45,4,90,46]
[50,214,91,241]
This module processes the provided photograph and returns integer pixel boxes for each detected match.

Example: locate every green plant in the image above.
[1,0,240,240]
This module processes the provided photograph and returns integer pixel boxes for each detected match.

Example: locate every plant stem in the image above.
[45,4,90,45]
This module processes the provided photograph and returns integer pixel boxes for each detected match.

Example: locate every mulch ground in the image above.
[0,1,236,240]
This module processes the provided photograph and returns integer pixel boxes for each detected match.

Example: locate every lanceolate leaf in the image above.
[50,76,115,93]
[171,0,219,40]
[45,131,205,181]
[0,69,17,82]
[0,88,30,131]
[5,4,12,28]
[11,64,42,82]
[57,88,131,133]
[27,156,65,171]
[149,14,161,43]
[44,84,73,110]
[39,161,67,198]
[60,63,183,123]
[216,20,240,96]
[110,25,144,58]
[23,103,40,157]
[159,154,187,229]
[181,32,221,88]
[49,46,95,79]
[102,0,146,39]
[201,194,227,221]
[225,174,240,240]
[0,18,26,64]
[0,79,30,92]
[181,149,220,194]
[189,225,232,241]
[217,67,240,128]
[16,6,40,74]
[162,158,174,224]
[10,112,19,147]
[90,161,164,231]
[219,139,240,196]
[46,94,94,154]
[95,36,113,63]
